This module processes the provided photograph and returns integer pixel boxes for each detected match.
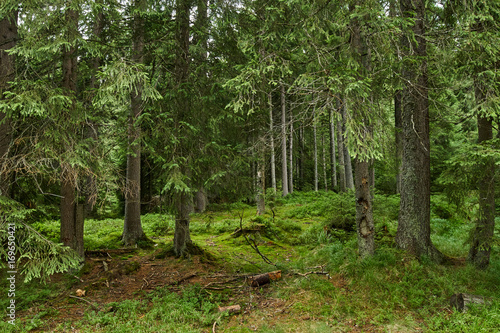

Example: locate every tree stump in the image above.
[449,293,492,312]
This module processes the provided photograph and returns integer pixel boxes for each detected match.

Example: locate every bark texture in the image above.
[123,0,146,246]
[396,0,444,262]
[468,82,495,269]
[329,108,337,189]
[0,10,17,197]
[269,92,277,193]
[280,84,289,196]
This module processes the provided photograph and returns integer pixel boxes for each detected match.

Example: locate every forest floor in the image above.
[3,191,500,332]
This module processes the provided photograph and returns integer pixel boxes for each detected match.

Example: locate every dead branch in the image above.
[69,295,100,311]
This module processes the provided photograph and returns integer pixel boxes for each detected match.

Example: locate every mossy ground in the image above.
[1,191,499,332]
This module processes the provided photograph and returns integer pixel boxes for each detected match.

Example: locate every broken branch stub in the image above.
[248,270,282,287]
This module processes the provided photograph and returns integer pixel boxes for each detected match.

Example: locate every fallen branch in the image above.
[295,271,330,278]
[244,235,275,266]
[69,295,100,311]
[167,273,197,286]
[449,293,493,312]
[248,270,282,287]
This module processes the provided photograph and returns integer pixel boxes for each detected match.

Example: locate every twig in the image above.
[244,235,275,266]
[212,321,217,333]
[69,295,100,311]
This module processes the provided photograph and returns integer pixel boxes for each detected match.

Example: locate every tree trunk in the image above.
[0,10,17,197]
[281,84,289,196]
[60,6,84,259]
[269,92,277,193]
[396,0,444,263]
[194,186,208,213]
[342,98,354,190]
[395,90,403,194]
[123,0,146,246]
[322,134,328,191]
[299,126,305,190]
[174,191,193,257]
[313,109,319,192]
[337,109,346,192]
[173,0,193,256]
[256,142,265,215]
[329,108,337,190]
[288,111,294,193]
[351,14,374,257]
[468,81,495,269]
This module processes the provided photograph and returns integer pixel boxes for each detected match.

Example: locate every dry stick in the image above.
[212,321,217,333]
[244,234,275,266]
[69,295,100,311]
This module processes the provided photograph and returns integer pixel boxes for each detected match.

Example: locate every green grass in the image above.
[7,191,499,332]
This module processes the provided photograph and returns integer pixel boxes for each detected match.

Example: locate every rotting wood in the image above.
[248,270,282,287]
[449,293,493,312]
[218,304,241,314]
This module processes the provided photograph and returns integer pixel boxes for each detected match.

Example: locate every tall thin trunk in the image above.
[123,0,146,246]
[299,126,305,190]
[337,101,346,192]
[396,0,444,263]
[468,80,495,269]
[256,140,266,215]
[351,10,374,257]
[288,112,294,193]
[0,10,17,197]
[269,92,276,193]
[60,5,84,259]
[342,98,354,190]
[281,84,289,196]
[322,134,328,191]
[395,91,402,193]
[313,109,319,192]
[329,108,337,190]
[173,0,193,256]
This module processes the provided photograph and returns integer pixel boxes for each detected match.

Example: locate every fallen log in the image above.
[248,270,282,287]
[218,305,241,314]
[449,293,492,312]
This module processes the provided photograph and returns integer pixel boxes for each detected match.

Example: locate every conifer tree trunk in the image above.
[395,91,403,193]
[60,4,84,259]
[123,0,146,246]
[329,108,337,190]
[256,140,266,215]
[342,98,354,190]
[288,112,294,193]
[281,84,289,196]
[173,0,193,256]
[313,109,319,192]
[322,134,328,191]
[468,81,495,269]
[269,92,277,193]
[351,12,374,257]
[298,126,305,190]
[337,104,346,192]
[0,10,17,197]
[396,0,444,262]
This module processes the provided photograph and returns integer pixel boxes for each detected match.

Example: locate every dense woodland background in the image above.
[0,1,500,330]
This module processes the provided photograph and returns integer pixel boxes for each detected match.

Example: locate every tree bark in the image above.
[288,111,294,193]
[173,0,194,256]
[60,5,84,259]
[0,9,17,197]
[281,84,289,196]
[337,103,346,192]
[396,0,444,263]
[123,0,146,246]
[174,191,193,257]
[322,134,328,191]
[395,90,403,194]
[269,92,277,193]
[342,98,354,190]
[468,81,495,269]
[256,144,265,215]
[313,108,319,192]
[329,108,337,190]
